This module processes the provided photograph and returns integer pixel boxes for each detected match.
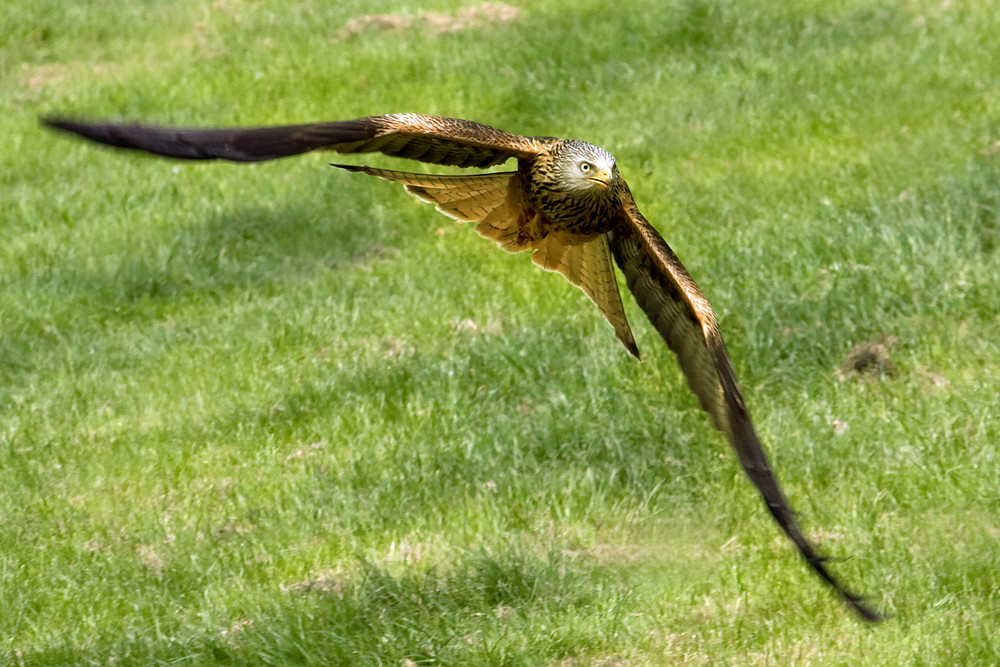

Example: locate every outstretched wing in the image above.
[609,182,881,622]
[333,164,639,357]
[42,113,549,168]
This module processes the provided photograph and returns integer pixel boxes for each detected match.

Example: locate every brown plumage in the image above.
[42,112,882,621]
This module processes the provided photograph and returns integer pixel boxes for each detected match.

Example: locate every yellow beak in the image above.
[586,167,613,188]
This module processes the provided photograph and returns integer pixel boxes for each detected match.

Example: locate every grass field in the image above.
[3,0,1000,663]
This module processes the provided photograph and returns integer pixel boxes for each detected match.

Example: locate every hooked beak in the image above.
[585,167,613,188]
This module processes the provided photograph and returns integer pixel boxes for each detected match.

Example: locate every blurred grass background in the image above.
[3,0,1000,663]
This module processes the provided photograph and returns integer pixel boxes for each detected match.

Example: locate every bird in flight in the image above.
[43,112,881,621]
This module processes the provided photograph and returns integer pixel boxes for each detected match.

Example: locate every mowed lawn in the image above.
[3,0,1000,663]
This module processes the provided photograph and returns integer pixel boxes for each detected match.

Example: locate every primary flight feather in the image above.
[43,112,882,621]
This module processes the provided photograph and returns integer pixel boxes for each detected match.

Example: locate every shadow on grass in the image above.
[123,327,703,536]
[0,185,419,399]
[17,543,637,666]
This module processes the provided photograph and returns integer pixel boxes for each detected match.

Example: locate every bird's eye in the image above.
[580,162,592,173]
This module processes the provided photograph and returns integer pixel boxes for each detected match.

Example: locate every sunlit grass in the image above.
[3,0,1000,664]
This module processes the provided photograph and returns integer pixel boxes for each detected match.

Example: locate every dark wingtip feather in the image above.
[330,163,367,172]
[41,116,77,129]
[41,116,68,130]
[804,552,886,622]
[41,116,222,159]
[767,503,885,623]
[42,117,102,140]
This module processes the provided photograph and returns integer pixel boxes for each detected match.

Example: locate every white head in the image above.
[552,140,619,196]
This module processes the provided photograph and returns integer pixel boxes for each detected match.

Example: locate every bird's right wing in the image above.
[608,182,882,622]
[42,113,549,168]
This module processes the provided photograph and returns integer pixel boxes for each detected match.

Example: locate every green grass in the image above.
[4,0,1000,663]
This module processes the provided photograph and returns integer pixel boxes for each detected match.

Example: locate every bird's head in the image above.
[552,140,619,196]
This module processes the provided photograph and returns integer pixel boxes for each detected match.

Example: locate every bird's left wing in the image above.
[42,113,548,168]
[333,164,639,358]
[608,182,882,622]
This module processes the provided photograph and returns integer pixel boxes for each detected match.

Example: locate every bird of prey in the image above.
[43,112,881,621]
